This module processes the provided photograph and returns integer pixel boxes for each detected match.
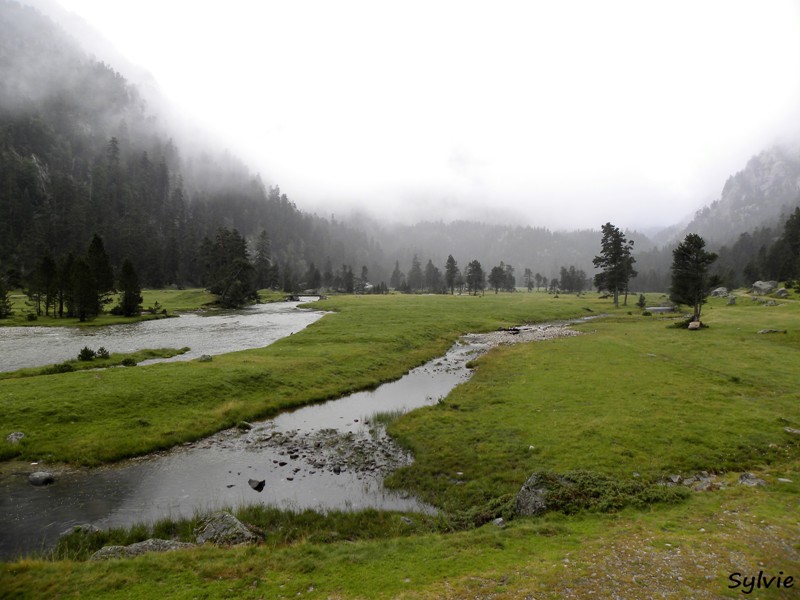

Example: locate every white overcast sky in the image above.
[52,0,800,230]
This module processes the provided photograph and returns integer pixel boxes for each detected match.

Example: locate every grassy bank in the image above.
[0,348,190,381]
[3,464,798,598]
[2,292,799,597]
[1,288,216,327]
[387,295,800,515]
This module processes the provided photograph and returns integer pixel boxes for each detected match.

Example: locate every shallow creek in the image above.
[0,322,581,559]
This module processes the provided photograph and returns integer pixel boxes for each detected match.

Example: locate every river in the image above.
[0,299,325,372]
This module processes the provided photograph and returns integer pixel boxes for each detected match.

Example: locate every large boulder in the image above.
[752,280,778,295]
[90,538,195,561]
[774,288,790,298]
[516,473,566,516]
[710,287,729,297]
[194,511,261,546]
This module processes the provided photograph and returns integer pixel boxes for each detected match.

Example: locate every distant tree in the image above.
[503,263,516,291]
[56,253,75,318]
[69,257,97,322]
[445,255,459,294]
[253,230,273,289]
[305,262,322,290]
[202,228,258,307]
[424,259,442,292]
[559,265,587,293]
[488,264,506,294]
[670,233,718,322]
[342,265,355,293]
[322,259,334,289]
[593,222,637,306]
[0,274,12,318]
[549,278,559,294]
[465,260,485,295]
[389,260,404,290]
[407,255,423,291]
[534,272,544,291]
[87,234,115,313]
[118,258,143,316]
[523,268,534,292]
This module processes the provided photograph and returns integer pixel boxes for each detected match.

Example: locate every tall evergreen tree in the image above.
[118,258,143,317]
[488,264,506,293]
[593,222,637,306]
[670,233,718,322]
[523,268,534,292]
[0,273,12,318]
[70,257,97,322]
[87,234,115,313]
[407,255,423,292]
[445,255,459,294]
[465,260,485,295]
[389,260,404,290]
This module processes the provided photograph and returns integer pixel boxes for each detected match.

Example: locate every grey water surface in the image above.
[0,299,325,373]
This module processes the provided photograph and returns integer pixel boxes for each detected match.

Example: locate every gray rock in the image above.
[90,538,195,560]
[248,478,265,492]
[784,427,800,436]
[727,296,737,305]
[6,431,24,444]
[758,329,786,334]
[400,516,413,526]
[197,355,213,362]
[516,473,557,516]
[492,517,506,528]
[774,288,790,298]
[752,280,778,295]
[738,473,767,487]
[194,511,260,546]
[29,471,55,486]
[710,287,729,297]
[688,321,701,330]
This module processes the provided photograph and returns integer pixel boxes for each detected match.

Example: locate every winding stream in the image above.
[0,336,491,559]
[0,312,582,560]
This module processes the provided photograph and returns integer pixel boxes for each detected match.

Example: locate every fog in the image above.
[44,0,800,231]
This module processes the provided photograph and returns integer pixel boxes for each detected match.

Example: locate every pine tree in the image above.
[70,257,97,322]
[465,260,485,295]
[670,233,718,321]
[0,274,12,318]
[445,255,459,294]
[593,222,637,306]
[118,258,143,316]
[407,255,423,292]
[87,234,115,313]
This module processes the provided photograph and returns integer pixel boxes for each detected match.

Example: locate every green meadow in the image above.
[2,291,799,598]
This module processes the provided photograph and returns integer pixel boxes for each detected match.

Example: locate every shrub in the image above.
[26,313,37,321]
[121,357,137,367]
[96,347,110,359]
[77,346,96,361]
[40,362,76,375]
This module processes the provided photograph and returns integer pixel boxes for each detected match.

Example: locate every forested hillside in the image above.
[0,1,382,292]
